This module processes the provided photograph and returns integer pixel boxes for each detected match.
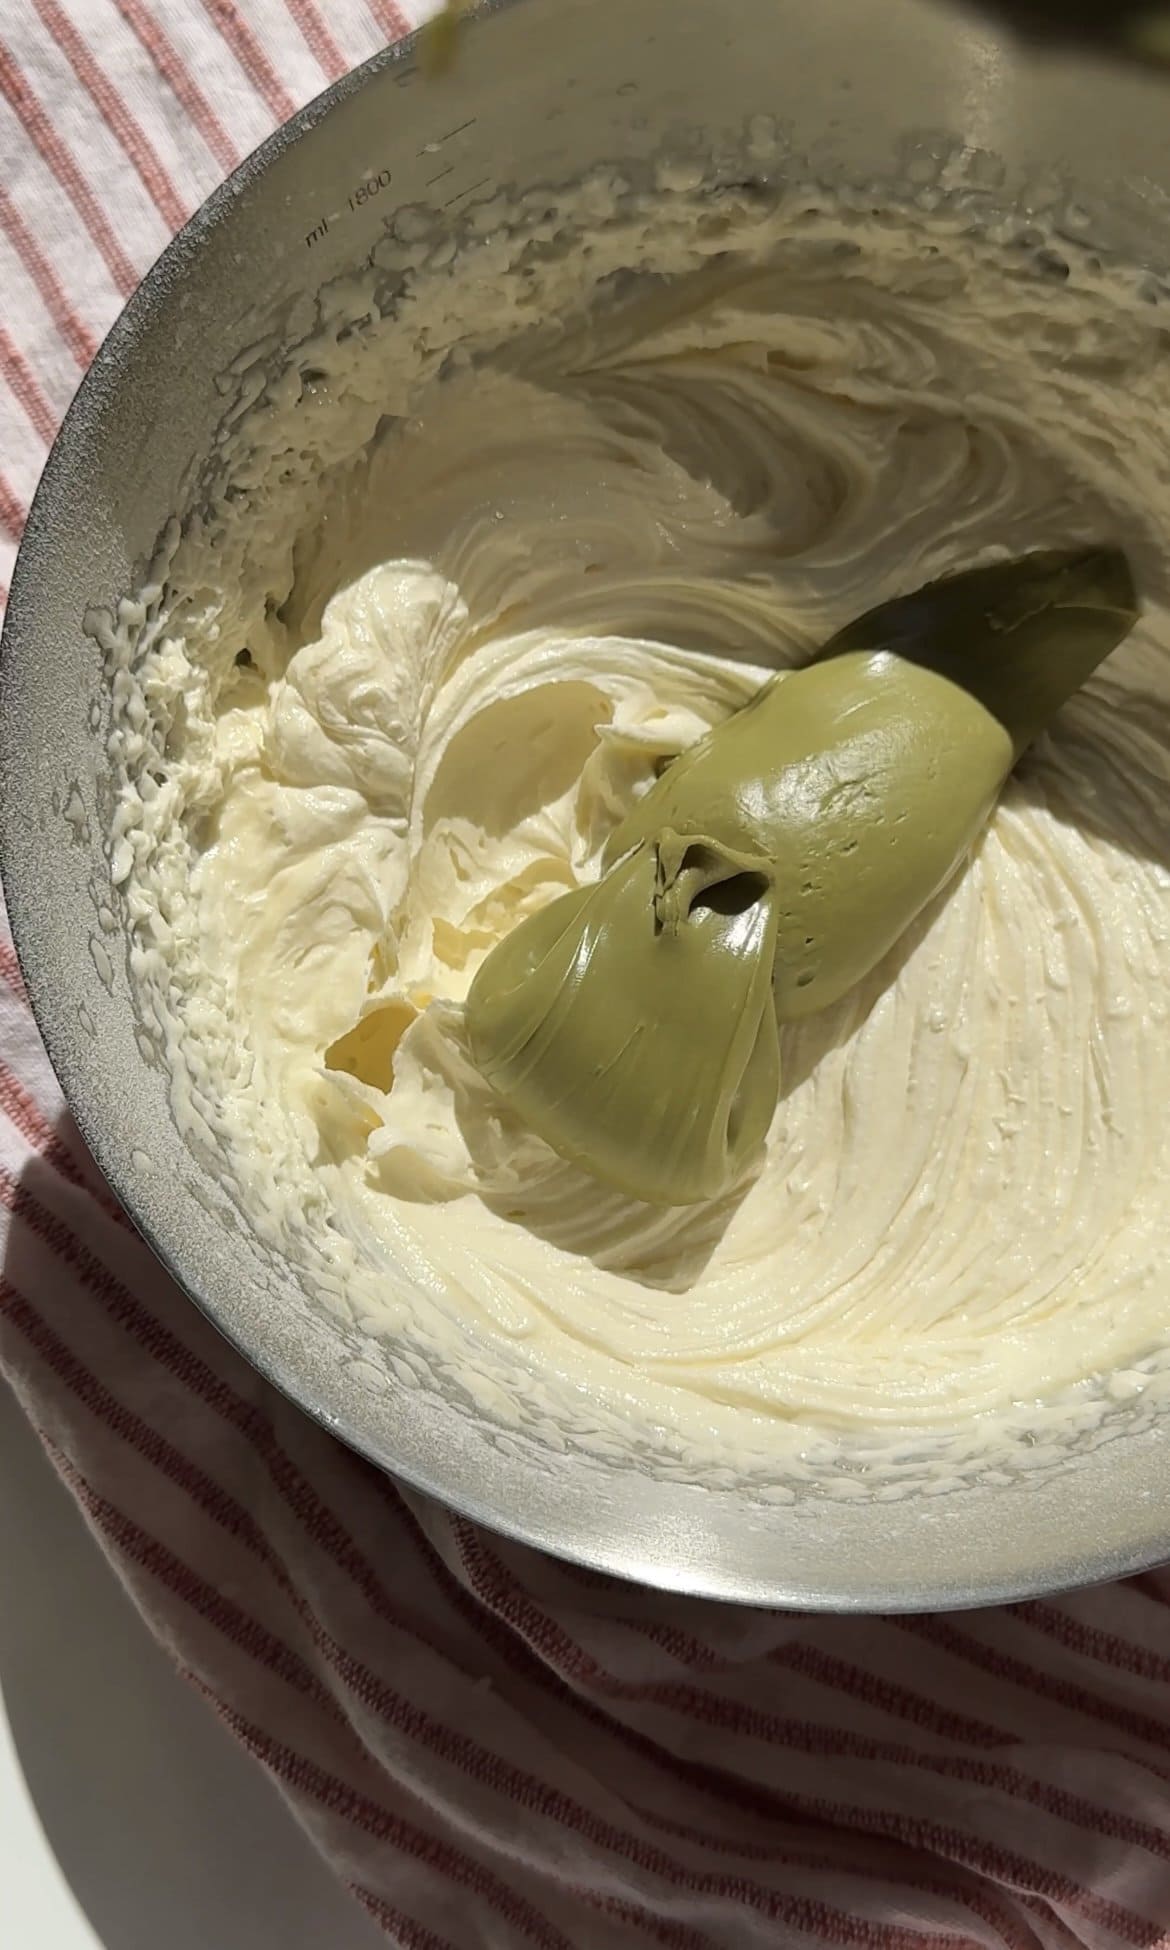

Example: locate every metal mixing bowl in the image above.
[4,0,1170,1609]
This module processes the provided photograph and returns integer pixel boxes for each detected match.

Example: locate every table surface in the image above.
[0,1376,385,1950]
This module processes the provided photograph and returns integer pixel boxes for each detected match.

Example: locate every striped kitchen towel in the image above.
[4,6,1170,1946]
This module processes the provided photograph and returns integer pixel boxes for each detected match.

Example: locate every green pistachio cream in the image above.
[466,548,1139,1205]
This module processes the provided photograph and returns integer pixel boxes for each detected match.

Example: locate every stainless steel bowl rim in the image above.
[4,0,1170,1610]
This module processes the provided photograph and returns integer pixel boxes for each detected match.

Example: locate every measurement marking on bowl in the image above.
[346,168,392,214]
[443,175,491,209]
[417,117,478,154]
[304,167,393,249]
[427,164,455,186]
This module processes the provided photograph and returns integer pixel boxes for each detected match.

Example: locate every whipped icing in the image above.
[110,169,1170,1486]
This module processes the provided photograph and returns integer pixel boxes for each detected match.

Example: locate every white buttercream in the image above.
[111,171,1170,1485]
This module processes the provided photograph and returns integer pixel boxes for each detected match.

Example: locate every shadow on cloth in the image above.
[3,1109,1170,1950]
[0,1122,384,1950]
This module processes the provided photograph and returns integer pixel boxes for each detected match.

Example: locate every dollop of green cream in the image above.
[466,547,1138,1205]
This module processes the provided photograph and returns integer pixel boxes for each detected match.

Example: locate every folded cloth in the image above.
[3,7,1170,1946]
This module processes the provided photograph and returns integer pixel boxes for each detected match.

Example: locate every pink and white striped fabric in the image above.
[4,7,1170,1946]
